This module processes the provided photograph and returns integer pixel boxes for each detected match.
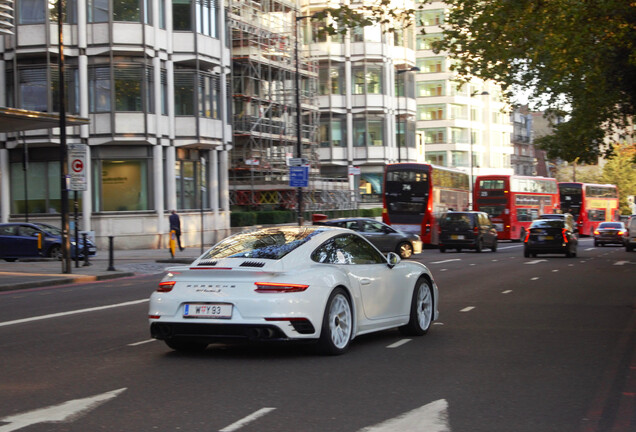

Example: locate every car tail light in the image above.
[562,228,569,242]
[618,230,625,235]
[157,281,176,292]
[254,282,309,293]
[524,232,530,242]
[593,229,599,235]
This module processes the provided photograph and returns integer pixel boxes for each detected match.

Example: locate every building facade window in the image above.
[418,57,444,73]
[198,73,221,118]
[52,66,80,115]
[426,151,446,166]
[319,64,345,95]
[88,63,154,113]
[19,0,46,24]
[175,150,207,210]
[88,0,109,23]
[319,114,346,148]
[173,0,192,31]
[416,9,445,26]
[88,66,111,112]
[10,160,62,214]
[97,159,149,211]
[16,67,48,111]
[352,64,384,95]
[417,33,443,51]
[424,128,445,144]
[196,0,219,37]
[174,70,195,115]
[418,81,444,97]
[418,104,445,121]
[353,115,384,147]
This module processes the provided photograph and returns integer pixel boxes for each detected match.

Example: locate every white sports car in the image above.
[148,225,439,355]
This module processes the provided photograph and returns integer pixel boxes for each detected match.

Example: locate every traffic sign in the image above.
[289,166,309,187]
[68,144,87,191]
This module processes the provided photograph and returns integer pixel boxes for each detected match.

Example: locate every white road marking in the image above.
[614,261,629,266]
[460,307,474,312]
[128,339,156,347]
[433,322,444,326]
[0,299,149,328]
[531,277,540,281]
[524,260,547,265]
[0,388,126,432]
[552,269,559,272]
[499,245,523,250]
[429,259,461,264]
[358,399,450,432]
[387,339,411,349]
[502,290,513,294]
[219,408,276,432]
[585,248,594,251]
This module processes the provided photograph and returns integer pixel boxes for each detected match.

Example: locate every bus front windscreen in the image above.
[385,170,430,215]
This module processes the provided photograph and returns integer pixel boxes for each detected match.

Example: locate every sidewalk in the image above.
[0,247,202,291]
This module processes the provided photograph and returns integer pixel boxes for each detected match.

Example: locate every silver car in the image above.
[314,217,422,259]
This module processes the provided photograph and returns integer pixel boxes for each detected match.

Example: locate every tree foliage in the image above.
[600,144,636,214]
[316,0,636,163]
[435,0,636,163]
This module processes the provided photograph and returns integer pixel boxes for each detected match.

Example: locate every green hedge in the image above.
[230,208,383,227]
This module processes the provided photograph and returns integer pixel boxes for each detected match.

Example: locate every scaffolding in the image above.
[228,0,354,211]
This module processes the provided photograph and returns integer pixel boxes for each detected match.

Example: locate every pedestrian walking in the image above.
[169,210,184,251]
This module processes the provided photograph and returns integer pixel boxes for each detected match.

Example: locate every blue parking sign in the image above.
[289,166,309,187]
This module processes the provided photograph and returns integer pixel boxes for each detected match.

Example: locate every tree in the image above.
[600,144,636,215]
[435,0,636,163]
[318,1,635,163]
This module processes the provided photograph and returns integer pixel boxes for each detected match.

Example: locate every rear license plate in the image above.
[184,303,232,319]
[538,235,554,241]
[451,235,465,240]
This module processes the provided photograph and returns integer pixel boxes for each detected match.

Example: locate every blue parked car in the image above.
[0,222,97,262]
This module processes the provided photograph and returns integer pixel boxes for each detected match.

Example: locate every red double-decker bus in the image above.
[558,182,619,236]
[474,175,560,241]
[383,163,470,245]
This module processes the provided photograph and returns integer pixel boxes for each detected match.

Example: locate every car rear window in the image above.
[440,213,474,228]
[201,226,324,260]
[598,222,622,229]
[530,220,564,229]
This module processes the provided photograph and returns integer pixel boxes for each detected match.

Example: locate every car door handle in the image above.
[360,278,372,285]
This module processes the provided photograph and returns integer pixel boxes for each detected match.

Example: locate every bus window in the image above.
[588,210,606,221]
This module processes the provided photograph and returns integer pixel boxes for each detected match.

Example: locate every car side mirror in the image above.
[387,252,400,268]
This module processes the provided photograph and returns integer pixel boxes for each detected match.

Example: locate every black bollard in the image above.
[107,236,116,271]
[82,232,91,267]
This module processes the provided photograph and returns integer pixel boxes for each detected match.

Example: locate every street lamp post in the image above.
[294,13,313,226]
[469,91,489,210]
[395,67,420,162]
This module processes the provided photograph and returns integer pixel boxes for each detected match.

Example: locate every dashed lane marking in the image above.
[387,339,412,349]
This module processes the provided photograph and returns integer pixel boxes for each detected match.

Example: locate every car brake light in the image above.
[593,230,599,235]
[562,228,569,242]
[618,230,625,235]
[255,282,309,293]
[524,232,530,242]
[157,281,176,292]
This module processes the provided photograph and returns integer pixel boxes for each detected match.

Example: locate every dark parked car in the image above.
[438,211,498,253]
[593,221,627,247]
[314,217,422,259]
[524,218,578,258]
[0,222,97,262]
